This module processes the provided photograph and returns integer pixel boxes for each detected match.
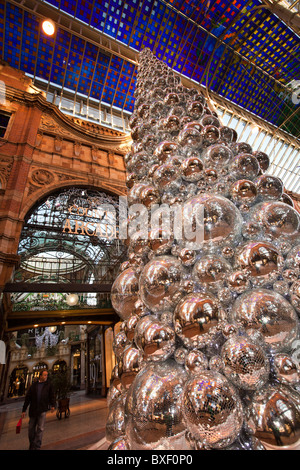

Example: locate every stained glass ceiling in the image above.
[1,0,300,137]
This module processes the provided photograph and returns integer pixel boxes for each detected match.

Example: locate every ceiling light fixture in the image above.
[42,19,55,36]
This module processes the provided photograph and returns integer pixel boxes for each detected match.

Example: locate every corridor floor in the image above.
[0,390,108,450]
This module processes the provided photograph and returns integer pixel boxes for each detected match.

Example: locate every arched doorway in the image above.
[5,187,125,397]
[8,187,125,326]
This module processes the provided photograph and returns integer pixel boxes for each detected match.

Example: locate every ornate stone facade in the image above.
[0,63,130,336]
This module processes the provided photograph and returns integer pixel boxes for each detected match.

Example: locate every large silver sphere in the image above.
[235,241,283,285]
[111,268,140,320]
[125,360,188,450]
[139,256,183,312]
[182,371,244,449]
[231,289,298,352]
[247,383,300,449]
[192,254,232,290]
[137,318,176,362]
[106,393,126,442]
[251,201,300,242]
[182,193,243,250]
[174,292,220,348]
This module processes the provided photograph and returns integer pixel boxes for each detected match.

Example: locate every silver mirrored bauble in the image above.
[203,144,233,169]
[247,383,300,449]
[113,331,128,358]
[182,193,243,250]
[231,153,260,180]
[285,244,300,270]
[174,292,220,348]
[124,314,139,341]
[107,383,121,408]
[106,393,126,442]
[134,315,158,349]
[253,150,269,172]
[273,354,299,385]
[139,256,183,312]
[221,334,270,390]
[182,371,244,449]
[255,175,283,200]
[229,179,257,205]
[139,184,160,208]
[138,319,176,362]
[235,241,283,285]
[125,360,188,450]
[251,201,300,242]
[180,156,203,182]
[192,255,232,290]
[178,127,203,149]
[231,289,298,352]
[152,163,180,191]
[111,268,140,321]
[119,345,143,389]
[185,350,208,374]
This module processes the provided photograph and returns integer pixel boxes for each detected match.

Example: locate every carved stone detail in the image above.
[54,136,63,152]
[74,142,81,157]
[0,159,13,182]
[30,169,55,186]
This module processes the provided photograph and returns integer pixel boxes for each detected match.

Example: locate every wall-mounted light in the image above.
[42,19,55,36]
[66,293,79,306]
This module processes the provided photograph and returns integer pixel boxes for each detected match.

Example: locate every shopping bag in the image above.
[16,418,22,434]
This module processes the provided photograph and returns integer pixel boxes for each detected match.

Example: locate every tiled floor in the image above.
[0,390,108,450]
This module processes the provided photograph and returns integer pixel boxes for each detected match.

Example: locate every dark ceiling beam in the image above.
[3,282,112,293]
[6,307,119,331]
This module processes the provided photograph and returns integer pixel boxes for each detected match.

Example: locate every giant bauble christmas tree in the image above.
[106,48,300,450]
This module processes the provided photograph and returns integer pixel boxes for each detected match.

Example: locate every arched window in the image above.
[11,188,126,312]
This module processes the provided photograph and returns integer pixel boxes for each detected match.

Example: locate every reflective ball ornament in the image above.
[111,268,140,320]
[106,393,126,442]
[182,371,244,449]
[203,144,233,169]
[251,201,300,242]
[185,350,208,375]
[255,175,283,201]
[231,289,299,353]
[182,193,243,250]
[235,241,283,285]
[137,318,176,362]
[231,153,260,180]
[139,256,183,312]
[253,151,270,172]
[113,331,128,358]
[273,354,299,386]
[229,179,257,205]
[285,244,300,270]
[192,255,232,291]
[180,156,203,182]
[125,360,188,450]
[174,292,220,348]
[247,384,300,449]
[119,345,143,389]
[221,334,270,390]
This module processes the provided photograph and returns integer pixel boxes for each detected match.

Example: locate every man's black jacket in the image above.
[22,380,56,417]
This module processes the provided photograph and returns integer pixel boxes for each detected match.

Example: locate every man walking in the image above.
[21,370,56,450]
